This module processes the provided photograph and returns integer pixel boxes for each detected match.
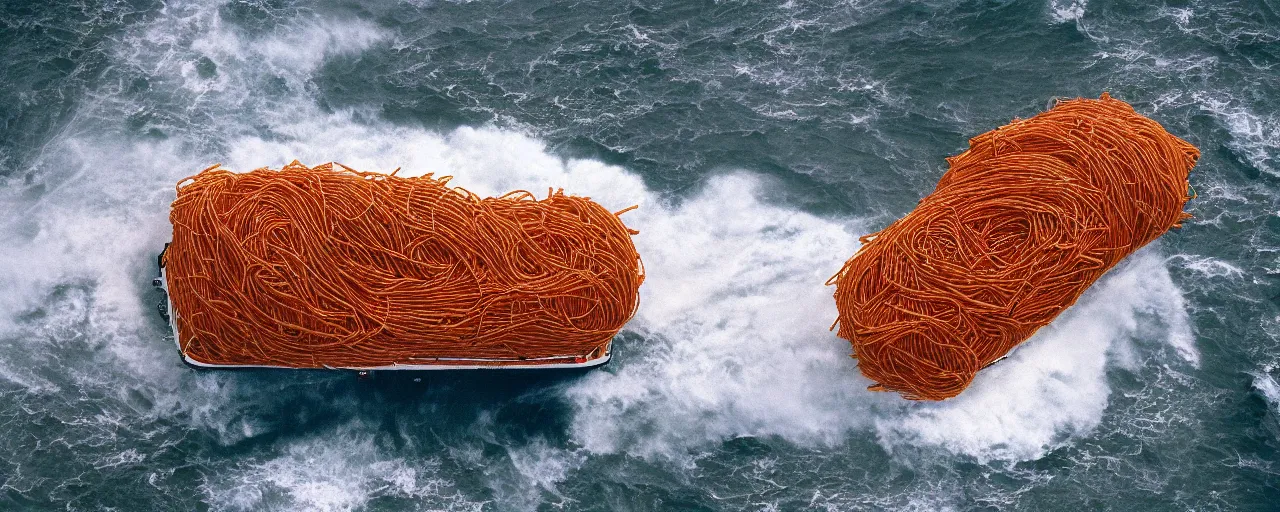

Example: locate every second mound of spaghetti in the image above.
[166,162,644,368]
[829,94,1199,400]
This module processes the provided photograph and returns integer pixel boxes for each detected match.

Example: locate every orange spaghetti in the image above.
[829,94,1199,400]
[165,161,644,368]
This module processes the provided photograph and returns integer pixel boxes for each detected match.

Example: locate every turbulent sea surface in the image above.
[2,0,1279,510]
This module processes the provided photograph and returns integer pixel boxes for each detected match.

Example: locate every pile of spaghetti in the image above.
[829,94,1199,400]
[165,162,644,368]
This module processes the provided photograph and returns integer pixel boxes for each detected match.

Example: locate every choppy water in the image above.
[1,0,1278,510]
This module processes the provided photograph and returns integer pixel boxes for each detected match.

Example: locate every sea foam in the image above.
[203,420,480,512]
[875,249,1197,462]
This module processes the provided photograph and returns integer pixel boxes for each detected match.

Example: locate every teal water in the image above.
[1,0,1278,510]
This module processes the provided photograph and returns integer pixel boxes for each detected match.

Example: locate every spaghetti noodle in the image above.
[829,94,1199,400]
[165,162,644,368]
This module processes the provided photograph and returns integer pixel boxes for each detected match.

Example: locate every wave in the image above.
[202,419,483,512]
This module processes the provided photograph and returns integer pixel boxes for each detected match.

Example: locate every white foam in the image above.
[485,439,585,510]
[506,440,582,495]
[1168,254,1246,280]
[204,420,480,512]
[224,117,649,213]
[1191,93,1279,177]
[565,175,883,459]
[1253,371,1280,415]
[874,249,1197,463]
[1049,0,1088,23]
[1156,6,1195,28]
[94,448,147,470]
[184,0,386,75]
[0,363,59,393]
[0,139,178,381]
[113,0,388,128]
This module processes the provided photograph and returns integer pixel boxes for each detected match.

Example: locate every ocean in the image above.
[1,0,1278,510]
